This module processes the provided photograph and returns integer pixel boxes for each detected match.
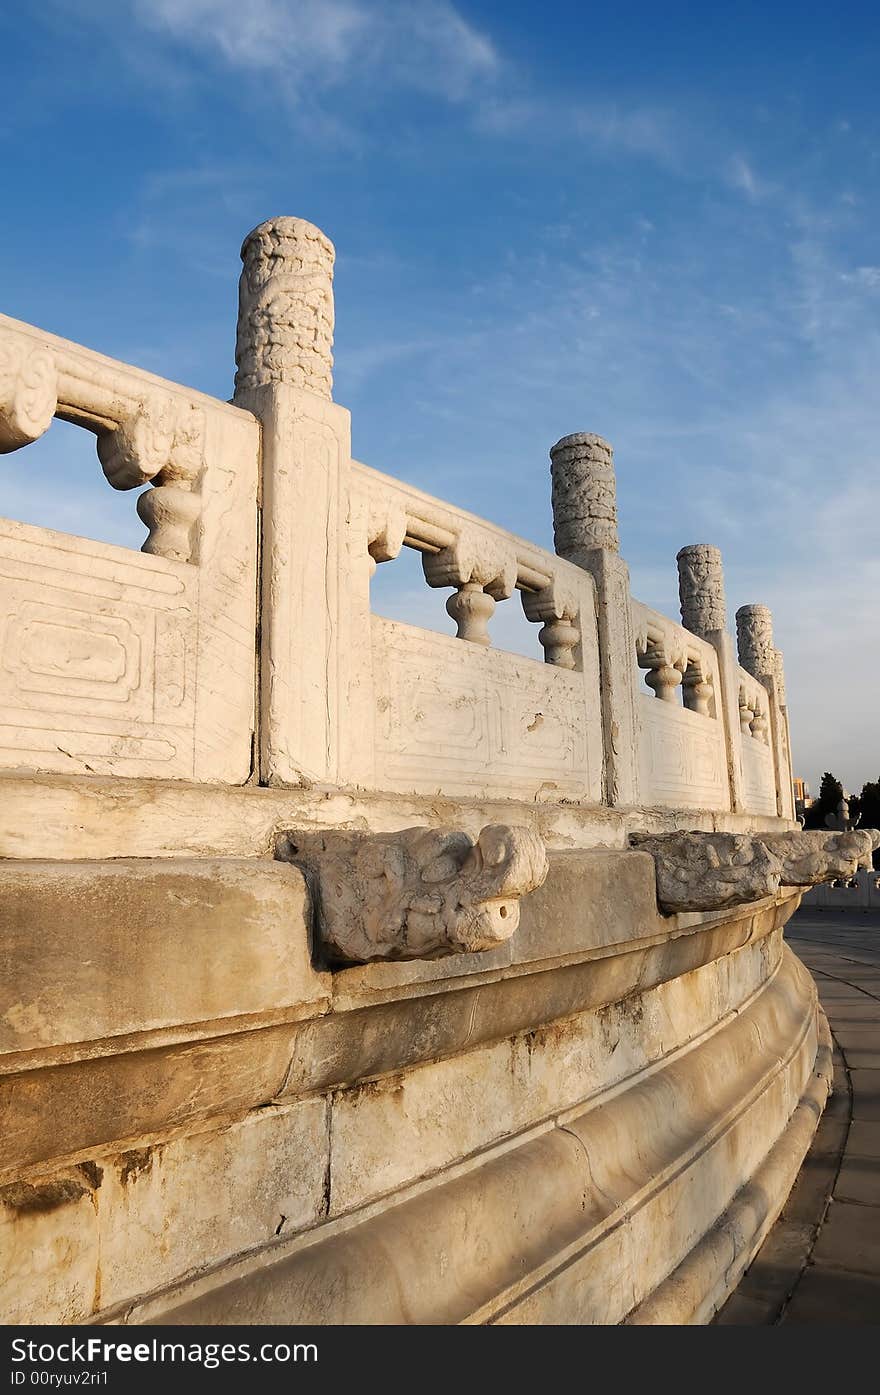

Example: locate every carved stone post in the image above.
[234,216,354,785]
[677,543,743,812]
[550,432,638,806]
[235,217,335,399]
[736,605,775,680]
[677,544,726,640]
[774,648,796,818]
[736,604,792,819]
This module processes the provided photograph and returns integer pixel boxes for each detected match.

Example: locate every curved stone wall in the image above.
[0,845,828,1325]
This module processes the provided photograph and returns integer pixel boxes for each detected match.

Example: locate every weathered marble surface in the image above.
[281,824,548,964]
[677,543,727,638]
[758,828,879,885]
[234,216,335,399]
[631,830,784,913]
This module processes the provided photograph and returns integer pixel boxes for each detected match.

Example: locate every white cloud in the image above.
[475,95,679,165]
[726,154,773,201]
[847,265,880,289]
[134,0,499,101]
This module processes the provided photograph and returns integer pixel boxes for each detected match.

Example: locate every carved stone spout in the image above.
[279,824,549,965]
[630,831,783,914]
[756,829,879,886]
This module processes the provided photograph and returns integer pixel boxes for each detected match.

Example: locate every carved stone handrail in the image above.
[0,314,251,564]
[278,824,549,964]
[632,599,716,714]
[356,460,585,668]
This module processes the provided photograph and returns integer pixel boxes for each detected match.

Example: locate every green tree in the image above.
[803,771,845,829]
[857,779,880,868]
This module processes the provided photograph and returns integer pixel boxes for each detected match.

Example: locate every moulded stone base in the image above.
[104,946,825,1326]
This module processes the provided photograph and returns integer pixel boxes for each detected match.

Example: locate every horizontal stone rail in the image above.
[0,314,258,782]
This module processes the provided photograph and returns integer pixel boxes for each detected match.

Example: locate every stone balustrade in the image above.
[0,313,258,782]
[1,254,795,816]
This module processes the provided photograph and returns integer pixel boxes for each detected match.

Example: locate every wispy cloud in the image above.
[726,154,765,201]
[475,95,680,165]
[134,0,499,101]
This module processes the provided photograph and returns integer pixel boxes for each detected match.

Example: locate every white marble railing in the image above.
[0,313,258,782]
[0,215,796,819]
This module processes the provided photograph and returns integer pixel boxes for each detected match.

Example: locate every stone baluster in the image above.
[750,694,769,743]
[422,534,516,646]
[97,398,206,564]
[738,688,755,737]
[366,500,407,578]
[677,542,741,813]
[550,432,638,805]
[521,578,580,670]
[682,661,713,716]
[641,644,683,702]
[773,647,795,816]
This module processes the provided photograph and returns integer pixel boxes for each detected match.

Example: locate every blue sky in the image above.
[2,0,879,794]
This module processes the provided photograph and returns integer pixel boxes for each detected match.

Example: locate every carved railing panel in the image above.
[352,461,603,801]
[0,314,258,782]
[736,664,777,815]
[631,600,728,811]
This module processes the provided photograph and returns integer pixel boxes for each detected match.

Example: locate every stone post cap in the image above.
[676,543,722,565]
[550,432,613,458]
[239,216,336,269]
[235,215,335,400]
[736,603,773,626]
[549,431,618,557]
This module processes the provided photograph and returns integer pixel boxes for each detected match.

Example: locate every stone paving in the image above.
[717,907,880,1324]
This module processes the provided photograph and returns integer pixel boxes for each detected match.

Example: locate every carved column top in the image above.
[677,543,726,638]
[234,215,335,400]
[736,603,775,678]
[550,432,619,558]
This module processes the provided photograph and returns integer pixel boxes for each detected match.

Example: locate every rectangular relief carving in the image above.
[0,522,198,777]
[372,618,590,798]
[638,696,728,810]
[741,736,777,816]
